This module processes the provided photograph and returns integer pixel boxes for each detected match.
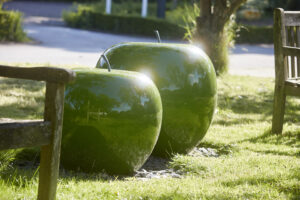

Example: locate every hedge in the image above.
[64,9,274,44]
[21,0,169,3]
[0,10,27,42]
[63,10,186,40]
[235,25,273,44]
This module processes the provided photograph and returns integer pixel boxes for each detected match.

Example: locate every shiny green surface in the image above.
[96,42,217,157]
[62,68,162,174]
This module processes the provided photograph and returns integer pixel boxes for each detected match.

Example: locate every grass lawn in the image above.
[0,64,299,200]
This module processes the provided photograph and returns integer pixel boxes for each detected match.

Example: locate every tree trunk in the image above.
[157,0,166,18]
[196,16,229,74]
[195,0,247,74]
[172,0,177,9]
[196,26,228,74]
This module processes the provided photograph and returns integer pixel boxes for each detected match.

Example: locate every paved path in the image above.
[229,44,274,77]
[0,1,275,77]
[2,25,160,67]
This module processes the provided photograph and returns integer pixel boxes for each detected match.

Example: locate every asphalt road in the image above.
[1,24,160,67]
[0,1,275,77]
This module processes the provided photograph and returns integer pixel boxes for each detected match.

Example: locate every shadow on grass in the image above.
[214,118,258,127]
[0,78,45,92]
[0,165,116,188]
[252,149,300,157]
[141,191,274,200]
[215,89,299,127]
[278,167,300,200]
[0,102,44,119]
[221,168,300,200]
[1,146,173,183]
[0,161,114,187]
[237,129,300,157]
[0,147,40,187]
[0,147,115,183]
[222,177,277,187]
[59,155,172,181]
[243,129,299,145]
[0,78,45,119]
[0,164,39,188]
[138,193,195,200]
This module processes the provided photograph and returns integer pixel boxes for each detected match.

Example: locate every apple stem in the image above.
[101,54,112,72]
[154,30,161,43]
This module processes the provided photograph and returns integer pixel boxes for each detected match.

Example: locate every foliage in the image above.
[63,7,186,40]
[0,63,299,199]
[63,1,198,40]
[70,0,159,17]
[237,0,300,20]
[166,3,200,41]
[166,3,199,27]
[0,10,27,42]
[0,0,8,9]
[266,0,300,11]
[0,149,18,172]
[177,2,273,44]
[286,0,300,10]
[235,25,273,44]
[63,1,274,44]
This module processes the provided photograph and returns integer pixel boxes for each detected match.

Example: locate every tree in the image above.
[195,0,247,74]
[172,0,178,9]
[287,0,300,11]
[157,0,166,18]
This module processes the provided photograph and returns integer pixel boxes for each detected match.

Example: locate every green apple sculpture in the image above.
[61,68,162,174]
[96,42,217,157]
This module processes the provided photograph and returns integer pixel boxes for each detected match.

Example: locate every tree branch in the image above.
[227,0,247,16]
[212,0,247,28]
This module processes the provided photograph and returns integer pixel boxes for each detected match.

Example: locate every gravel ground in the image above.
[133,147,220,180]
[12,147,221,180]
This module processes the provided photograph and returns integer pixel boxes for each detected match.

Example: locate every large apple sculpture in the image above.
[96,42,217,157]
[61,68,162,174]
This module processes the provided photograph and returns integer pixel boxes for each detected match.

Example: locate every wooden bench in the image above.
[0,65,75,200]
[272,8,300,134]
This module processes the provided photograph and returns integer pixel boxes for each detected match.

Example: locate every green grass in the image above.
[0,64,299,199]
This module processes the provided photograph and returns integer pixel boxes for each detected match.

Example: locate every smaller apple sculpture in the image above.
[61,67,162,174]
[96,42,217,157]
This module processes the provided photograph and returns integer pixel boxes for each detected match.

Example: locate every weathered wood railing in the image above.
[272,8,300,134]
[0,65,76,200]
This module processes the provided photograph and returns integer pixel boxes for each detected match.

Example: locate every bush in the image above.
[63,9,186,39]
[72,1,159,17]
[0,10,27,42]
[235,25,273,44]
[63,4,274,44]
[266,0,300,12]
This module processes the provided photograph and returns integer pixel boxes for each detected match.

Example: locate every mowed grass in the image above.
[0,64,299,200]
